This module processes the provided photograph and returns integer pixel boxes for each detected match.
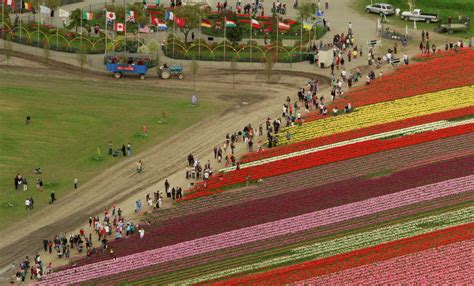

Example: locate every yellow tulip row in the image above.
[279,85,474,145]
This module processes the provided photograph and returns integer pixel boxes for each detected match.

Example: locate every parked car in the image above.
[365,3,395,16]
[401,9,439,23]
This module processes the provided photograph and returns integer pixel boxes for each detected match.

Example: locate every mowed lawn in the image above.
[0,72,217,228]
[355,0,474,37]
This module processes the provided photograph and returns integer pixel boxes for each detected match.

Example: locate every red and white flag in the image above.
[251,18,260,29]
[115,22,125,32]
[278,21,290,30]
[106,11,116,21]
[5,0,13,6]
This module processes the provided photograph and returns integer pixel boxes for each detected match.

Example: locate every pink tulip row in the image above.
[297,239,474,285]
[36,175,474,285]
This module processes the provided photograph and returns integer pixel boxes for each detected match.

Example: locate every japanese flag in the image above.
[115,22,125,32]
[106,11,116,21]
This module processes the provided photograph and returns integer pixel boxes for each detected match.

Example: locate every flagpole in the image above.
[198,14,201,60]
[1,3,4,31]
[37,2,40,48]
[223,17,226,62]
[105,6,107,54]
[172,17,175,58]
[123,0,126,52]
[300,17,302,61]
[56,22,59,50]
[249,16,252,64]
[276,23,278,63]
[80,8,83,48]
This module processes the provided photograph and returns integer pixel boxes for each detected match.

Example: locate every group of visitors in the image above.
[11,255,50,283]
[108,141,132,157]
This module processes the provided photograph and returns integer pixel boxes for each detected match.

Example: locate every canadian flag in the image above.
[115,22,125,32]
[106,11,116,21]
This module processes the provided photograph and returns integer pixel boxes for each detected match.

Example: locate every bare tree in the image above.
[3,36,13,65]
[190,57,199,90]
[230,57,238,88]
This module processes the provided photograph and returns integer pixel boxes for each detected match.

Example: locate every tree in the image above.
[43,43,51,64]
[67,9,82,33]
[298,3,316,22]
[173,5,207,44]
[263,52,274,85]
[76,47,88,71]
[230,56,238,88]
[3,35,13,65]
[190,57,199,90]
[45,0,60,11]
[225,13,243,45]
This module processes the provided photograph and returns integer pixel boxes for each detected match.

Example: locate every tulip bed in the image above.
[299,239,473,285]
[67,155,473,268]
[239,107,473,164]
[278,85,473,146]
[37,175,474,285]
[213,222,474,285]
[303,49,474,123]
[223,115,473,171]
[183,123,473,201]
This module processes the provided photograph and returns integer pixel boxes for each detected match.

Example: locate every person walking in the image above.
[126,143,131,156]
[50,191,56,204]
[73,177,78,189]
[121,144,126,156]
[108,141,113,156]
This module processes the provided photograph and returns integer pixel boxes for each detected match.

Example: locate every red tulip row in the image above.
[182,124,473,201]
[240,107,473,164]
[303,49,474,122]
[301,239,473,285]
[68,155,472,268]
[212,222,474,285]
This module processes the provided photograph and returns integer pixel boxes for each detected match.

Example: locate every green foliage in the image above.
[225,13,243,45]
[173,4,208,43]
[67,8,82,33]
[298,2,317,21]
[1,5,12,28]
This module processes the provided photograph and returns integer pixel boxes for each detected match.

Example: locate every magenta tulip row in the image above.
[36,175,474,285]
[298,239,474,285]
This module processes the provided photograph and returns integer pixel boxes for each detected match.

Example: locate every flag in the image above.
[24,2,32,10]
[126,10,135,22]
[5,0,13,6]
[225,20,237,27]
[106,11,116,21]
[82,12,93,20]
[278,21,290,30]
[151,16,159,25]
[201,19,212,28]
[157,21,167,30]
[165,10,174,21]
[40,5,51,14]
[303,21,312,30]
[316,10,324,17]
[251,18,260,29]
[139,24,151,33]
[175,16,186,28]
[115,22,125,32]
[58,9,70,18]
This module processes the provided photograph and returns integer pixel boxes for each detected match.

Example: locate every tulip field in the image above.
[37,50,474,285]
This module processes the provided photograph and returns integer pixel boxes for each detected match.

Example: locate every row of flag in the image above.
[198,18,291,31]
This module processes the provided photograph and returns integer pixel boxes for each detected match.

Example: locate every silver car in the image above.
[365,3,395,16]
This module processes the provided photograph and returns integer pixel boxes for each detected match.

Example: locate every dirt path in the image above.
[0,52,330,278]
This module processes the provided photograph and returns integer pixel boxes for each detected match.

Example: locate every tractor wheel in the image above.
[161,70,171,79]
[114,72,122,79]
[139,74,146,80]
[177,73,184,80]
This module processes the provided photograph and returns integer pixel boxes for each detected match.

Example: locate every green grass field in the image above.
[355,0,474,37]
[0,72,217,229]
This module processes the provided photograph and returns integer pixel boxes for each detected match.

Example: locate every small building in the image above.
[318,46,334,68]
